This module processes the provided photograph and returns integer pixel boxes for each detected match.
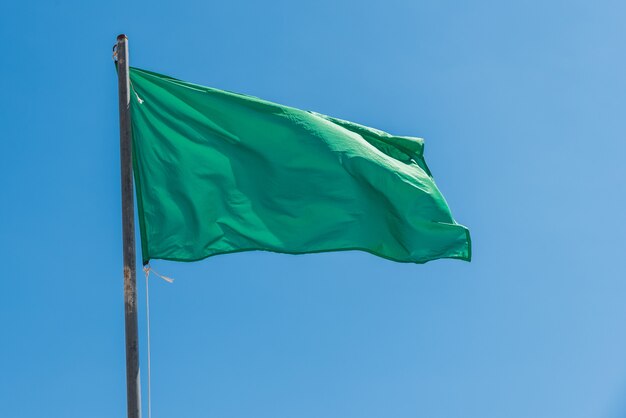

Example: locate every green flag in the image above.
[128,67,471,265]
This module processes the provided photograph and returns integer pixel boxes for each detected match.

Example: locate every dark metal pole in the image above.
[116,33,141,418]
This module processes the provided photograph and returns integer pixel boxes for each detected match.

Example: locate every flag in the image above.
[128,67,471,265]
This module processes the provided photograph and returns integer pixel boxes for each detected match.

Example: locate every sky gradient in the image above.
[1,1,626,417]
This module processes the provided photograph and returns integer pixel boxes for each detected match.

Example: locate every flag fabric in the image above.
[128,67,471,265]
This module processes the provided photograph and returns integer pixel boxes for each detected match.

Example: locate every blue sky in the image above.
[1,1,626,417]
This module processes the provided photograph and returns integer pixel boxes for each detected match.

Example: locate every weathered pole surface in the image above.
[116,33,141,418]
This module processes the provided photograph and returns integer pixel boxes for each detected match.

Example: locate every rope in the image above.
[129,79,145,104]
[143,264,174,418]
[144,267,152,418]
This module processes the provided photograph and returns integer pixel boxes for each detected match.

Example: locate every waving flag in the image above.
[128,67,470,265]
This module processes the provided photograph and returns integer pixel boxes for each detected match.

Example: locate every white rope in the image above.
[144,267,152,418]
[143,264,174,418]
[129,79,144,104]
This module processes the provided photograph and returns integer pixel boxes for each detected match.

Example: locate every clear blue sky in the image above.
[1,1,625,417]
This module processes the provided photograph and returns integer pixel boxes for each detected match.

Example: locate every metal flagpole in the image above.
[115,33,141,418]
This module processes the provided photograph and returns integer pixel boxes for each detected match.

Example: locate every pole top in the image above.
[117,34,127,41]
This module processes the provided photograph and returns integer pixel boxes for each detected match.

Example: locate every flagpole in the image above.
[116,34,141,418]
